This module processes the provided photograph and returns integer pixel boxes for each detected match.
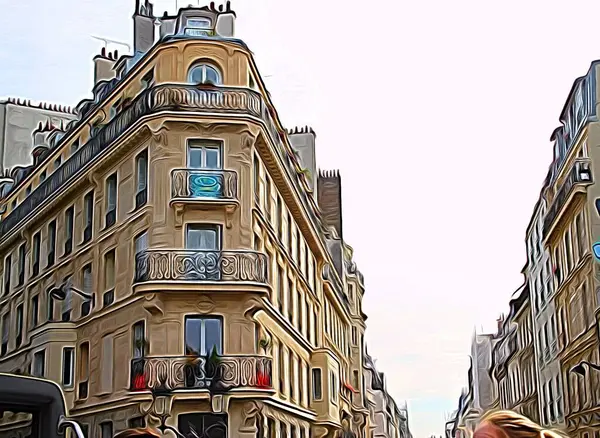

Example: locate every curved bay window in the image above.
[188,63,222,85]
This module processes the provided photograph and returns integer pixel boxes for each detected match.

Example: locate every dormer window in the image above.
[185,17,212,36]
[188,63,221,86]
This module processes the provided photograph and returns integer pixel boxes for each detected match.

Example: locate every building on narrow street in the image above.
[0,2,408,437]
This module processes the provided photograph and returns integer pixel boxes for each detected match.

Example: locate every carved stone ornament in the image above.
[196,296,217,314]
[238,401,261,433]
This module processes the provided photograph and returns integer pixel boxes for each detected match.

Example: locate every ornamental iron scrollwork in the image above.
[0,84,324,254]
[130,355,272,392]
[135,250,269,284]
[171,169,237,201]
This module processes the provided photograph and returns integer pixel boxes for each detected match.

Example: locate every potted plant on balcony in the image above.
[184,347,202,388]
[258,337,271,354]
[255,359,271,389]
[134,339,150,356]
[206,346,229,393]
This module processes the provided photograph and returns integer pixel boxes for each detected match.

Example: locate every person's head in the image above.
[474,411,568,438]
[112,428,160,438]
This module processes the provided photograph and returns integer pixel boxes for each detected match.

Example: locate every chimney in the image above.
[288,126,317,192]
[318,169,343,239]
[215,1,236,37]
[93,48,117,85]
[133,0,156,54]
[496,315,504,335]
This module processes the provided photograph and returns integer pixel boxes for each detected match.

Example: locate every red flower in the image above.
[132,373,147,391]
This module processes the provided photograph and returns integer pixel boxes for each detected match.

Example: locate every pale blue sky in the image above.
[1,0,599,436]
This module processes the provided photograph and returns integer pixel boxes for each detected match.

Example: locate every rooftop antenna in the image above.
[91,36,132,53]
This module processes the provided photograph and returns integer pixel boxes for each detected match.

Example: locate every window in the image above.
[71,140,79,154]
[54,157,61,170]
[185,17,212,34]
[81,264,93,317]
[32,232,40,276]
[129,417,146,429]
[184,316,222,356]
[188,63,222,85]
[287,278,294,321]
[135,149,148,209]
[47,220,56,267]
[78,342,90,397]
[105,173,117,228]
[40,170,46,182]
[1,313,8,355]
[17,243,25,286]
[31,295,39,327]
[185,225,220,250]
[188,140,221,170]
[312,368,322,400]
[25,185,31,196]
[279,347,286,395]
[253,154,260,204]
[564,230,573,273]
[15,304,23,346]
[62,347,74,388]
[83,191,94,243]
[103,250,115,306]
[47,286,55,322]
[133,321,146,358]
[64,206,74,255]
[330,371,338,403]
[265,177,272,221]
[61,275,72,322]
[278,266,285,313]
[32,350,45,377]
[100,335,114,393]
[3,255,11,295]
[100,422,113,438]
[134,230,148,256]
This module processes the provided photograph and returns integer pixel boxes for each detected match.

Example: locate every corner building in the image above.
[0,2,382,438]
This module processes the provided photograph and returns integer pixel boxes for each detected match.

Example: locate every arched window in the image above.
[188,63,222,85]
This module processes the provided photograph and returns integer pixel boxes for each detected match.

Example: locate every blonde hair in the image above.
[479,410,569,438]
[112,428,160,438]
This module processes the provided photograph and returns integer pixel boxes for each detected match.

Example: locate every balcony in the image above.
[543,159,593,238]
[170,169,238,227]
[0,83,323,254]
[129,355,272,392]
[134,249,269,287]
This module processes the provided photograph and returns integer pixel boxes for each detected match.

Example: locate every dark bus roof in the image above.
[0,373,68,438]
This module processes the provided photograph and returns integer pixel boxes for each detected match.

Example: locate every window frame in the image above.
[135,149,149,209]
[311,367,322,401]
[62,347,75,388]
[104,173,118,228]
[183,315,223,356]
[187,63,222,85]
[187,140,223,170]
[32,349,46,377]
[185,224,222,251]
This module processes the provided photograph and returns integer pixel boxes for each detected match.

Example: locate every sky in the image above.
[0,0,599,436]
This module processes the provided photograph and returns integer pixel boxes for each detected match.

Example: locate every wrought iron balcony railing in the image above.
[543,159,593,237]
[171,169,237,203]
[129,355,272,392]
[134,249,269,284]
